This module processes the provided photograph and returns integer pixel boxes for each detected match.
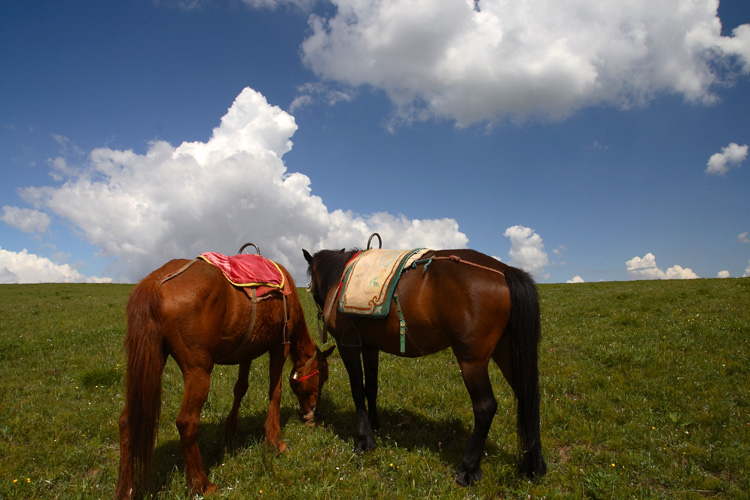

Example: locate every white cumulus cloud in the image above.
[0,247,111,284]
[503,225,548,278]
[717,270,730,278]
[738,232,750,244]
[625,252,699,280]
[705,142,749,175]
[300,0,750,127]
[567,275,584,283]
[1,206,51,234]
[15,87,467,283]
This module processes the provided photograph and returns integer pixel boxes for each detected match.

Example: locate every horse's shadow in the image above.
[148,407,295,495]
[147,400,515,495]
[315,398,511,466]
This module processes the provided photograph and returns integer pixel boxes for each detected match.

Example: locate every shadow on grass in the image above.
[145,397,517,496]
[315,398,511,468]
[147,406,301,497]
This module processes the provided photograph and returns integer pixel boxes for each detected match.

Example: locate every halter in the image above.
[290,349,318,382]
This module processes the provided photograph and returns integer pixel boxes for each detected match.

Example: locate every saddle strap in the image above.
[394,291,407,353]
[411,255,505,277]
[158,259,199,286]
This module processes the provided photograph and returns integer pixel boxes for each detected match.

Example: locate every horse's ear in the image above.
[302,249,313,265]
[321,345,336,358]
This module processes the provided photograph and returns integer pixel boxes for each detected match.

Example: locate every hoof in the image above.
[114,484,134,500]
[353,437,376,454]
[264,438,287,454]
[455,466,482,487]
[189,480,218,497]
[277,441,288,453]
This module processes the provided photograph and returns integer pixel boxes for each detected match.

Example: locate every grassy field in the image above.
[0,278,748,499]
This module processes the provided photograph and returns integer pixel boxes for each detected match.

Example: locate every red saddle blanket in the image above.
[198,252,291,297]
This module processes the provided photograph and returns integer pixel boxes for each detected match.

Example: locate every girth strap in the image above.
[394,291,407,353]
[282,292,289,345]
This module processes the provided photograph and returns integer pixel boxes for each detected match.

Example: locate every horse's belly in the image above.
[212,330,277,364]
[355,318,451,357]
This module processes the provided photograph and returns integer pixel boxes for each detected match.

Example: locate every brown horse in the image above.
[303,247,546,486]
[116,257,333,499]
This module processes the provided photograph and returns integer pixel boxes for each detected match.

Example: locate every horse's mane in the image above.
[308,249,360,295]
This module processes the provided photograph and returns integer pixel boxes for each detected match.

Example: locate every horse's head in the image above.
[289,345,336,424]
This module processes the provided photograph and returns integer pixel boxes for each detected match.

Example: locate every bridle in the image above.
[290,349,318,382]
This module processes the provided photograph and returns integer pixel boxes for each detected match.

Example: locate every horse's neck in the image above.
[320,250,356,298]
[290,320,316,365]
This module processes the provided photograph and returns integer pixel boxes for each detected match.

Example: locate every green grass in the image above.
[0,279,748,499]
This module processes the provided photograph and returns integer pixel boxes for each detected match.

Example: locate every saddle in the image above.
[157,248,293,344]
[200,251,293,345]
[338,248,430,317]
[198,252,291,299]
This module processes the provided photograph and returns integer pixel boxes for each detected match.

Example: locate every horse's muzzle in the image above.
[301,407,316,427]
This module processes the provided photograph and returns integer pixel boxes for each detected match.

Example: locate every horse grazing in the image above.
[303,247,546,486]
[116,257,333,499]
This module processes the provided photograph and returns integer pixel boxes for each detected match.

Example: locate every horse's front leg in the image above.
[224,362,251,443]
[362,344,380,433]
[455,360,497,487]
[176,367,217,495]
[264,343,288,452]
[339,344,377,453]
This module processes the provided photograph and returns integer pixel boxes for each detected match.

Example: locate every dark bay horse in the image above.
[303,247,546,486]
[116,258,333,499]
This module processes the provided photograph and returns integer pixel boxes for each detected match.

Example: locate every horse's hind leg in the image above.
[455,360,497,487]
[492,331,546,478]
[176,368,217,495]
[491,331,514,389]
[224,362,251,443]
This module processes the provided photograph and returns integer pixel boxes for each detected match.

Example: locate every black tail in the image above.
[503,266,547,478]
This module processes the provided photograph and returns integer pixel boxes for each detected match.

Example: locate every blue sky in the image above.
[1,0,749,284]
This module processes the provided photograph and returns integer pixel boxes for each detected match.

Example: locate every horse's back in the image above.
[402,249,511,305]
[154,259,231,308]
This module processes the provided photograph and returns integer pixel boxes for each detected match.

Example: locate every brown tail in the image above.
[123,276,166,489]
